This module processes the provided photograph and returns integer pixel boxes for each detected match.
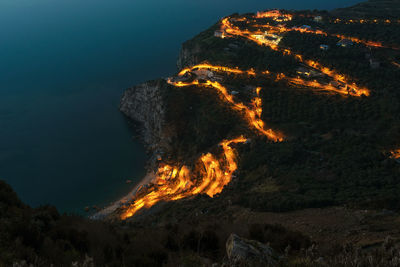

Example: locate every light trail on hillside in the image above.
[220,14,371,96]
[168,78,283,142]
[256,23,387,49]
[177,63,368,97]
[331,18,400,25]
[120,65,284,219]
[118,10,388,220]
[120,137,247,219]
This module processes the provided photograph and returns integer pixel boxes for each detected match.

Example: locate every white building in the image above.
[214,30,225,38]
[314,16,323,22]
[193,69,214,79]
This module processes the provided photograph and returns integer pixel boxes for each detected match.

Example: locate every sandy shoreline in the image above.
[90,172,155,220]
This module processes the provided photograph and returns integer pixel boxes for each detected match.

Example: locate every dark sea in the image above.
[0,0,362,214]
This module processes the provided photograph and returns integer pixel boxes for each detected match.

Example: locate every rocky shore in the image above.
[92,41,204,219]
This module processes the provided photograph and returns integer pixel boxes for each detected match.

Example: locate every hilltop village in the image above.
[2,0,400,266]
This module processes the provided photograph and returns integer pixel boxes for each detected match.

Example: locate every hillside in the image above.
[333,0,400,18]
[118,1,400,220]
[2,0,400,266]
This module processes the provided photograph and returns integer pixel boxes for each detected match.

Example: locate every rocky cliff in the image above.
[176,42,203,70]
[120,79,171,159]
[121,41,206,159]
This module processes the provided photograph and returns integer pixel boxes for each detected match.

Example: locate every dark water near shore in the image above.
[0,0,362,214]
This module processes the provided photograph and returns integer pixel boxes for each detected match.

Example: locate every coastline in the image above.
[90,172,156,220]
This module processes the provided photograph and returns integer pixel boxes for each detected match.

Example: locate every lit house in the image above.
[314,16,323,22]
[296,67,322,78]
[214,30,225,38]
[253,34,265,41]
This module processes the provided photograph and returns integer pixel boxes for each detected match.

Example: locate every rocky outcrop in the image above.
[121,41,205,152]
[225,234,280,266]
[120,79,170,154]
[177,42,203,70]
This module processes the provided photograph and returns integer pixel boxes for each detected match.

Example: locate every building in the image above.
[296,67,322,78]
[314,16,323,22]
[214,30,225,38]
[320,44,329,50]
[253,34,265,41]
[337,39,353,47]
[210,75,223,82]
[275,16,289,22]
[264,32,281,41]
[297,67,310,77]
[192,68,214,79]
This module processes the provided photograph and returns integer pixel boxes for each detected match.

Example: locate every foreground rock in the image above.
[225,234,280,266]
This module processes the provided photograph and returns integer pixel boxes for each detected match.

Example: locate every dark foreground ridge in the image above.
[2,1,400,266]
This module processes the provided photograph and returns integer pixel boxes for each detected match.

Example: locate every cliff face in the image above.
[120,79,171,156]
[121,42,205,155]
[176,42,203,70]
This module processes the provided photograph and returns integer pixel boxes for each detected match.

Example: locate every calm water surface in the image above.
[0,0,362,213]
